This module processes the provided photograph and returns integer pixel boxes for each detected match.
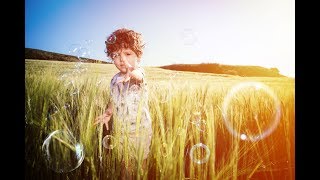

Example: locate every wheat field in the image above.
[25,59,295,180]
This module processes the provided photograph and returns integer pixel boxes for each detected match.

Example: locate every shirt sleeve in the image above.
[109,73,118,96]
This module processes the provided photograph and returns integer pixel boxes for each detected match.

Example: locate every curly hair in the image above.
[105,28,145,58]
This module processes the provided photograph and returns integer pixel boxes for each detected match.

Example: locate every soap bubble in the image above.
[68,42,91,61]
[77,47,90,61]
[222,82,281,142]
[189,143,210,164]
[42,130,84,173]
[191,119,207,132]
[102,135,116,149]
[106,34,116,44]
[181,28,197,46]
[68,44,81,56]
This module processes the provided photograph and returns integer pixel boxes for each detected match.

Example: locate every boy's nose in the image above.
[120,55,126,62]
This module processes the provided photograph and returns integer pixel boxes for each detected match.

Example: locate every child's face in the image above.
[110,48,140,74]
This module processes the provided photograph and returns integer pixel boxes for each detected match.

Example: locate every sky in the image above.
[25,0,295,77]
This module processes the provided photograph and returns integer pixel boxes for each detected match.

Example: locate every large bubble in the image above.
[77,47,90,61]
[68,43,91,61]
[68,44,81,56]
[42,130,85,173]
[221,82,281,142]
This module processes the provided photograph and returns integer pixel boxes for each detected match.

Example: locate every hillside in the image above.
[25,48,285,77]
[25,48,109,64]
[160,63,285,77]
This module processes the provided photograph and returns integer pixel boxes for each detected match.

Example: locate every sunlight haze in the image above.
[26,0,294,77]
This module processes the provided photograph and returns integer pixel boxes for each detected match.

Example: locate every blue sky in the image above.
[25,0,294,77]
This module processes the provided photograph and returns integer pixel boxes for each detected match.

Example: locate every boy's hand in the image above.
[116,59,143,84]
[94,111,112,130]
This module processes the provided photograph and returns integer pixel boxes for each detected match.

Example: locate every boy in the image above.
[94,28,152,178]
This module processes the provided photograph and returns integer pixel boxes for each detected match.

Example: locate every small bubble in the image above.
[102,135,116,149]
[63,104,71,109]
[77,47,90,61]
[96,80,102,86]
[47,106,59,121]
[68,44,81,56]
[106,34,116,44]
[191,118,207,132]
[160,143,168,157]
[84,39,93,46]
[181,28,197,46]
[68,41,92,62]
[189,143,210,164]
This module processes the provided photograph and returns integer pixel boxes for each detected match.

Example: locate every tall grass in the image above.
[25,60,295,179]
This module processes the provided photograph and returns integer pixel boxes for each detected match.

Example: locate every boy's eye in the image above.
[126,53,131,56]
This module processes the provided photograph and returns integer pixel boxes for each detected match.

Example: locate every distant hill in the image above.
[25,48,109,64]
[160,63,285,77]
[25,48,285,77]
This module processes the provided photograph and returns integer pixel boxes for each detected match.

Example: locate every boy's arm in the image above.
[105,100,113,116]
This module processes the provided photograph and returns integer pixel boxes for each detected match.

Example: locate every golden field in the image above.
[25,59,295,180]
